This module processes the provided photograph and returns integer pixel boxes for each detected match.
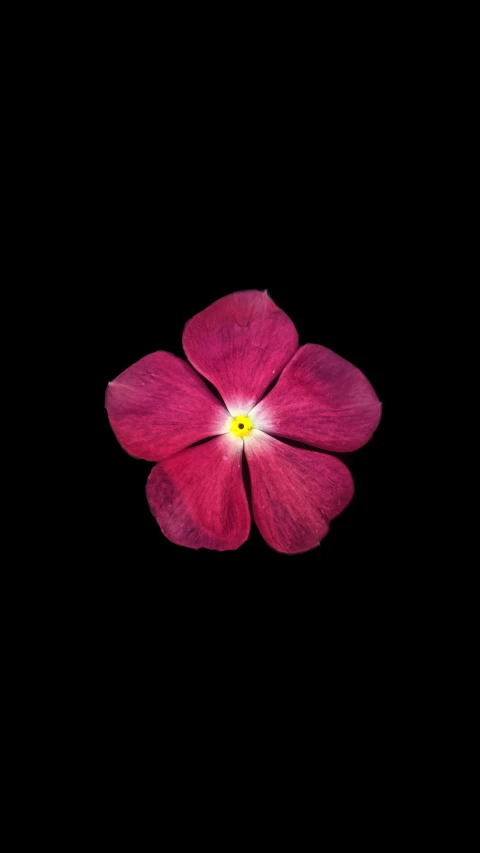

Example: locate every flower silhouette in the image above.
[106,291,381,553]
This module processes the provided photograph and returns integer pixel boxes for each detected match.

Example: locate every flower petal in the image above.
[146,435,250,551]
[244,430,354,554]
[250,344,381,452]
[106,351,229,461]
[182,290,298,415]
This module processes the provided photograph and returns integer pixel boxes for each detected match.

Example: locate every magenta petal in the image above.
[146,435,250,551]
[182,290,298,414]
[250,344,381,452]
[106,351,229,461]
[245,431,354,554]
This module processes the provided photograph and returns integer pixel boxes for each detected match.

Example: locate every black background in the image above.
[28,32,406,808]
[23,20,410,814]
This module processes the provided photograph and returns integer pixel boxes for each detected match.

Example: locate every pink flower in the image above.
[106,291,381,554]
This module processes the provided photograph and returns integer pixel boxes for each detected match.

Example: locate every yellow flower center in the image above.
[230,414,253,438]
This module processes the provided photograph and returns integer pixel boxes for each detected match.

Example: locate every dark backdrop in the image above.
[48,23,399,807]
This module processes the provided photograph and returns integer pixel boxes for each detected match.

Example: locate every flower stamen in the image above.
[230,414,253,438]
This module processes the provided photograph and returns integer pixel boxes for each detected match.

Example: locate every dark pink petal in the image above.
[245,430,354,554]
[182,290,298,415]
[250,344,381,452]
[146,435,250,551]
[106,351,229,461]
